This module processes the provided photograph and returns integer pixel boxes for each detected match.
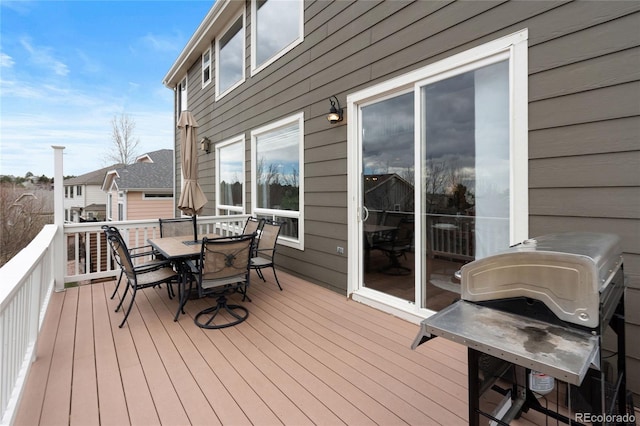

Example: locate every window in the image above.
[251,112,304,249]
[216,14,245,99]
[107,193,113,220]
[202,47,212,88]
[142,193,172,199]
[178,76,188,114]
[76,185,82,196]
[216,135,245,215]
[251,0,303,74]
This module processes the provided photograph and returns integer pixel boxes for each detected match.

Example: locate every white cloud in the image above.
[20,37,69,77]
[140,32,182,52]
[0,0,34,15]
[0,52,15,68]
[75,49,101,74]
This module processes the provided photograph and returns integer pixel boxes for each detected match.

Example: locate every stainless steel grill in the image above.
[412,232,630,425]
[461,232,623,330]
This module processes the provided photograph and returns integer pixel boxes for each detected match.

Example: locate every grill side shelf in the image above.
[412,300,599,386]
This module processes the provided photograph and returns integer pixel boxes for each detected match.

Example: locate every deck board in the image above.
[92,281,130,426]
[15,269,574,425]
[71,284,99,426]
[39,284,77,425]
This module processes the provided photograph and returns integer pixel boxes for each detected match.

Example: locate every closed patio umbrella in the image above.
[177,111,208,241]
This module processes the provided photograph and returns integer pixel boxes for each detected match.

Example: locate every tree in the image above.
[106,113,140,165]
[0,185,53,266]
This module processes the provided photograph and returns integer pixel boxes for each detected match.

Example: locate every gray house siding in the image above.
[170,0,640,398]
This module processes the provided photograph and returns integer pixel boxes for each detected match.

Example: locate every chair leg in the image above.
[256,268,266,282]
[237,283,252,302]
[115,280,131,313]
[119,286,137,328]
[110,270,124,299]
[271,266,283,291]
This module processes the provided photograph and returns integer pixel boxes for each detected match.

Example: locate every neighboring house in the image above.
[101,149,174,221]
[163,1,640,397]
[364,174,414,213]
[64,165,120,222]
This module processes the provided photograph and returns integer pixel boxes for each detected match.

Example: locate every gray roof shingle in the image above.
[112,149,173,190]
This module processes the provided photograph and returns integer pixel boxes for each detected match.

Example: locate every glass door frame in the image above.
[347,29,529,323]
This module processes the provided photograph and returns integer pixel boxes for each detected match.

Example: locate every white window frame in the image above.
[251,112,305,250]
[346,29,529,321]
[107,193,113,221]
[250,0,304,76]
[178,75,188,116]
[202,47,212,88]
[215,11,246,100]
[216,134,245,215]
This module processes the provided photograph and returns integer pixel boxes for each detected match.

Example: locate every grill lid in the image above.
[461,232,622,328]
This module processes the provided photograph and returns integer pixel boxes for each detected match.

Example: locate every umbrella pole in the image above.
[192,215,198,242]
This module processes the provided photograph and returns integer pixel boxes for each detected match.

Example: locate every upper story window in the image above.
[216,135,245,215]
[178,76,188,114]
[251,0,303,75]
[202,48,212,88]
[76,185,82,196]
[251,112,304,249]
[216,13,245,99]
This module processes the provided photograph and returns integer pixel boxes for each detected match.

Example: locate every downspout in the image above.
[52,146,65,292]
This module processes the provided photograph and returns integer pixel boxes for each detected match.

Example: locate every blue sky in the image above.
[0,0,213,177]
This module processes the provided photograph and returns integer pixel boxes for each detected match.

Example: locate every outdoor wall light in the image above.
[200,137,211,154]
[327,96,343,124]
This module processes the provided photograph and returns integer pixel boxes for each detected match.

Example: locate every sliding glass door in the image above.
[349,30,528,318]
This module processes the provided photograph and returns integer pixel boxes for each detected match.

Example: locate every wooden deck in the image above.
[15,270,562,425]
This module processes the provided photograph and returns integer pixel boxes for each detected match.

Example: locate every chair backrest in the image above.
[105,227,136,278]
[394,219,414,247]
[255,220,282,260]
[198,234,255,290]
[243,216,264,235]
[159,217,195,238]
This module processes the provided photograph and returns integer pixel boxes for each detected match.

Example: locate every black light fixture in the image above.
[327,96,343,124]
[199,137,211,154]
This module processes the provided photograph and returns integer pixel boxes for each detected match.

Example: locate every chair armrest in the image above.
[133,260,172,273]
[129,244,160,258]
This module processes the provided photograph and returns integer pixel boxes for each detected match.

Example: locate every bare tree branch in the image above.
[106,113,140,165]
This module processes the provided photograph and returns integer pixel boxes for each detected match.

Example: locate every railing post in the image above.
[53,146,65,292]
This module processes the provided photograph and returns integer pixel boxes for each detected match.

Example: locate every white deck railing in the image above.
[0,224,57,426]
[0,214,249,425]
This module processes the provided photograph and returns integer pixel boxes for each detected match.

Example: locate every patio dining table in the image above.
[148,233,220,321]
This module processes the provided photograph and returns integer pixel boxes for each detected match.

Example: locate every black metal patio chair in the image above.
[376,218,414,275]
[250,219,283,291]
[159,217,196,239]
[192,234,255,329]
[106,227,181,328]
[102,225,165,300]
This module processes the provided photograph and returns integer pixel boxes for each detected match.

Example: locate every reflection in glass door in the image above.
[361,92,415,302]
[420,60,510,311]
